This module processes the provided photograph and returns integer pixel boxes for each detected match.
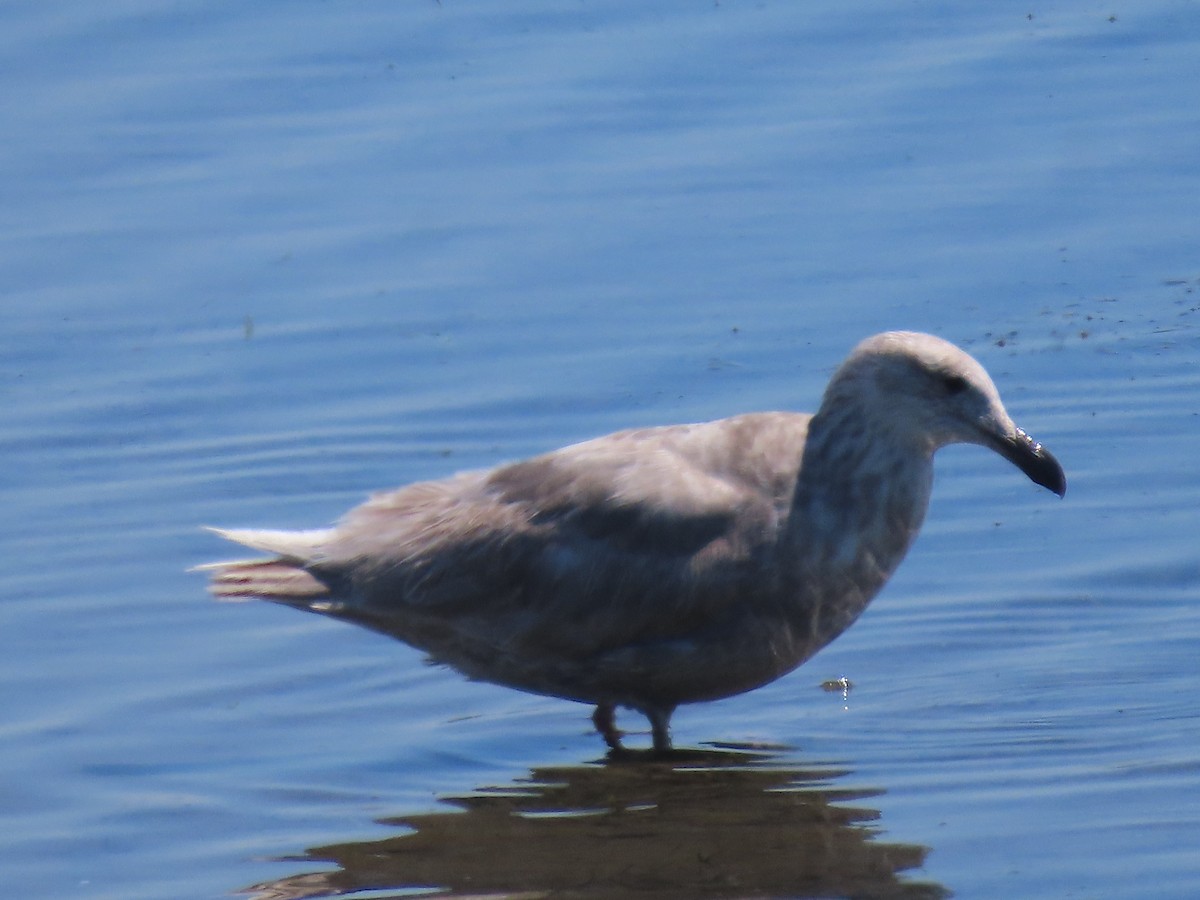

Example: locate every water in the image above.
[2,2,1199,897]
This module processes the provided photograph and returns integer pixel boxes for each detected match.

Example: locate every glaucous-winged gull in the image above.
[201,331,1065,752]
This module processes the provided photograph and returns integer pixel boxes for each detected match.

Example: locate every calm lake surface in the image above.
[3,2,1199,897]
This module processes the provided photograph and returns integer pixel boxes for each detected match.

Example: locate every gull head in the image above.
[822,331,1066,497]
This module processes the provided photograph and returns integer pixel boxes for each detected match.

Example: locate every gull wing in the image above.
[320,413,810,653]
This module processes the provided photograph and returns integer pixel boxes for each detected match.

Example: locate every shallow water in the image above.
[3,2,1200,898]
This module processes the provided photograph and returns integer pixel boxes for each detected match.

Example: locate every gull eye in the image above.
[941,373,969,396]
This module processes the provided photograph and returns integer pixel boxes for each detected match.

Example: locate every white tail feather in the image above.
[199,526,335,601]
[203,526,332,561]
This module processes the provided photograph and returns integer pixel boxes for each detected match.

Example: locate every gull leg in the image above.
[593,703,623,751]
[647,706,675,754]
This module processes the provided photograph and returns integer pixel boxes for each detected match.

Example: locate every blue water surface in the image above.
[2,2,1199,897]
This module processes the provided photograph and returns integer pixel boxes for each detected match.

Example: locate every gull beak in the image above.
[990,426,1067,497]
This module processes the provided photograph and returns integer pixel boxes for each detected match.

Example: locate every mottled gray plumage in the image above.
[201,331,1065,752]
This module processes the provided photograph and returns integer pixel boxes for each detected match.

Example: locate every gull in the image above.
[200,331,1065,753]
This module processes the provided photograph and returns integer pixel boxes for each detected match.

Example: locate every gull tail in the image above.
[195,526,335,602]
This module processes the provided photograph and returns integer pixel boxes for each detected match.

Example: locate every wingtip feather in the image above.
[201,558,332,602]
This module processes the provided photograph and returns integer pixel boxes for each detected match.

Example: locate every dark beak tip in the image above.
[1003,427,1066,499]
[1032,446,1067,499]
[1049,474,1067,499]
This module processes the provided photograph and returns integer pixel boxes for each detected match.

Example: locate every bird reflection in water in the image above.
[240,745,947,899]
